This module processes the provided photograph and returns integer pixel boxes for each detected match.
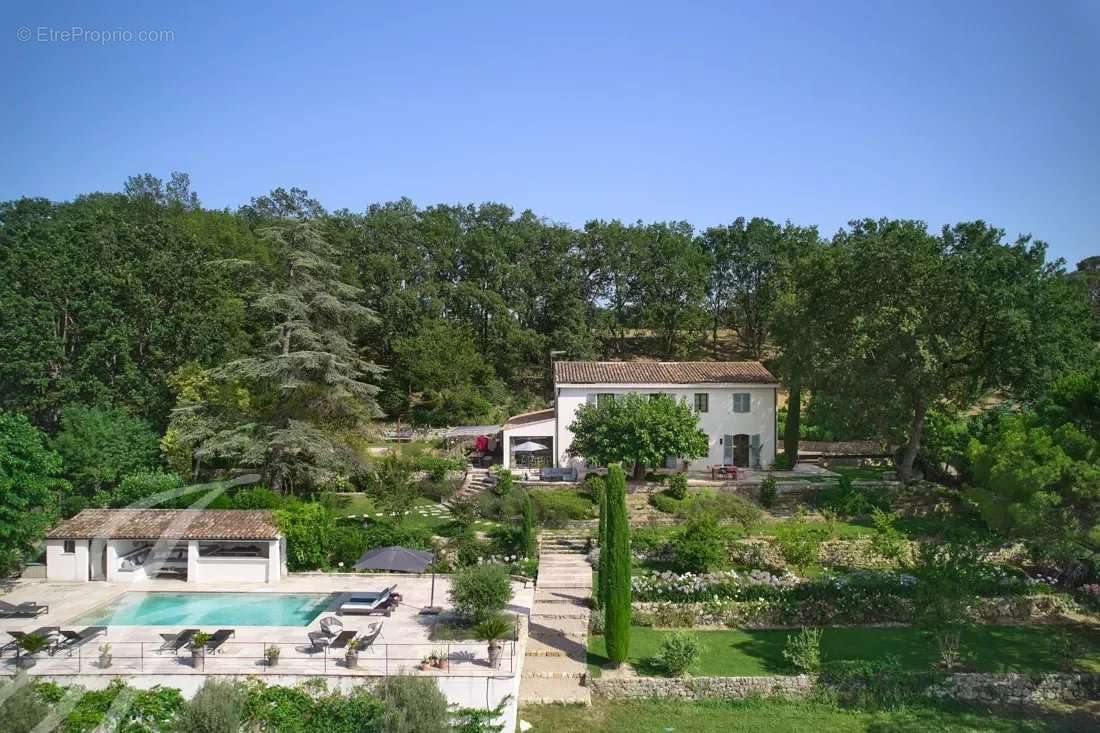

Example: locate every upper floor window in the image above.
[63,540,76,554]
[694,393,709,413]
[732,393,751,413]
[596,393,615,407]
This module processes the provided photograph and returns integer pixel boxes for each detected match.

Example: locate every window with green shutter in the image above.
[733,393,751,413]
[694,393,709,412]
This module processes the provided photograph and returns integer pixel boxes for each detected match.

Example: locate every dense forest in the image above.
[1,172,1096,508]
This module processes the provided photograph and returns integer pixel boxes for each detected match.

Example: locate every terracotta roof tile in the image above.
[503,408,555,428]
[46,509,280,541]
[553,361,777,385]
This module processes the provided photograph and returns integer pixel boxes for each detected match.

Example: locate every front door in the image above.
[731,434,750,467]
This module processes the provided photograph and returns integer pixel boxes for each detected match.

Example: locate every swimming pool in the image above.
[76,592,334,626]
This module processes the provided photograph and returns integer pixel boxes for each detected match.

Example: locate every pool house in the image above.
[45,509,286,585]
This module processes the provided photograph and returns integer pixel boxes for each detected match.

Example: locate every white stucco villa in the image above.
[500,360,779,471]
[45,509,286,584]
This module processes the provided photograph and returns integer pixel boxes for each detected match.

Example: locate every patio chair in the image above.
[0,600,49,618]
[204,629,234,654]
[319,616,343,636]
[338,585,397,615]
[307,631,331,652]
[51,626,106,656]
[327,629,358,650]
[157,628,198,653]
[356,622,383,653]
[0,627,58,656]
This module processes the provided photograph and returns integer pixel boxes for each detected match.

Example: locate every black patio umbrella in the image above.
[352,546,439,610]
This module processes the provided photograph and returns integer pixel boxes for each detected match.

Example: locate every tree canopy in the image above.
[567,393,709,478]
[0,412,63,574]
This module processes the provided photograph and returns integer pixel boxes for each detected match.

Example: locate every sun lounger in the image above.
[158,628,198,653]
[328,630,358,650]
[338,585,399,616]
[1,627,59,656]
[0,600,49,618]
[204,629,234,654]
[52,626,106,655]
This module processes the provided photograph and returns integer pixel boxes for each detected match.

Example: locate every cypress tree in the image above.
[589,475,609,607]
[603,463,631,666]
[520,490,536,559]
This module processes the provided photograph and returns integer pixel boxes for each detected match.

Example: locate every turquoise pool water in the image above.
[77,592,334,626]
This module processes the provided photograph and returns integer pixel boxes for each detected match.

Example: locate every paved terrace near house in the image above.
[0,574,533,680]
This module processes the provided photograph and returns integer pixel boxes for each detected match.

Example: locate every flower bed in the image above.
[630,569,1075,627]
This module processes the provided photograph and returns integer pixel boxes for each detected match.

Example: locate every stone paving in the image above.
[518,531,592,705]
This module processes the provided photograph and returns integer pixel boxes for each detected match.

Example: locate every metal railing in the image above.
[0,639,516,677]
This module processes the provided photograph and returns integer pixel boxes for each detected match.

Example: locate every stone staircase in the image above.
[450,467,494,504]
[519,530,593,705]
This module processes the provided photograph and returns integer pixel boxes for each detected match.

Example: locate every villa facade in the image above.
[45,509,286,584]
[501,360,780,471]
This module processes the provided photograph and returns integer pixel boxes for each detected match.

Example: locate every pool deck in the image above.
[0,573,534,679]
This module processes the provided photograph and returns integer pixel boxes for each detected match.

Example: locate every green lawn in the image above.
[588,625,1100,677]
[832,465,895,482]
[519,698,1097,733]
[328,494,497,532]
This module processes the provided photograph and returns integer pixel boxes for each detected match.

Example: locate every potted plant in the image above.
[418,655,433,672]
[475,615,512,670]
[344,638,359,669]
[16,634,50,669]
[98,643,112,669]
[264,644,280,667]
[189,632,211,668]
[432,648,449,671]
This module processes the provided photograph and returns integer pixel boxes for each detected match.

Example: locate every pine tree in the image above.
[603,463,631,665]
[174,220,382,492]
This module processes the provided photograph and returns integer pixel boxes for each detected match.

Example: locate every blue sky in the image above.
[2,1,1098,265]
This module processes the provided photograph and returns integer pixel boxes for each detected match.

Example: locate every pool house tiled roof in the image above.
[46,509,281,541]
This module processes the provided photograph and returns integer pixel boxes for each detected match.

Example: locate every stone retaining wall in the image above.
[589,673,1100,705]
[589,674,813,700]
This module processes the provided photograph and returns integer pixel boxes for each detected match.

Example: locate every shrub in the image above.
[648,491,680,514]
[360,521,432,552]
[680,491,761,527]
[449,563,514,622]
[474,614,514,641]
[774,518,827,573]
[1,677,49,733]
[488,524,524,558]
[783,627,822,675]
[451,699,509,733]
[869,508,907,563]
[758,475,778,508]
[232,486,284,509]
[588,606,605,634]
[416,455,463,482]
[449,528,492,568]
[329,525,369,568]
[175,679,247,733]
[816,475,891,517]
[448,495,480,526]
[276,502,336,571]
[667,473,688,500]
[418,478,460,503]
[492,469,514,497]
[772,452,795,470]
[530,490,596,525]
[671,513,727,573]
[658,630,703,676]
[585,474,606,504]
[373,677,449,733]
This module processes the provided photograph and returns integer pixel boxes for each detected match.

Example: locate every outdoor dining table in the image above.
[710,464,739,480]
